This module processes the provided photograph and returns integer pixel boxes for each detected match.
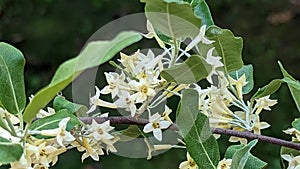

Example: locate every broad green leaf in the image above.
[0,137,23,164]
[279,61,300,113]
[53,95,88,116]
[177,89,219,169]
[206,26,243,73]
[231,140,258,169]
[160,55,211,84]
[193,0,214,27]
[251,79,282,102]
[229,64,254,94]
[0,42,26,114]
[292,118,300,131]
[30,109,80,132]
[141,0,202,39]
[23,31,142,123]
[225,142,267,169]
[115,125,141,142]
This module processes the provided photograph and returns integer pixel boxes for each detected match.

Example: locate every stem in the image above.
[79,116,300,151]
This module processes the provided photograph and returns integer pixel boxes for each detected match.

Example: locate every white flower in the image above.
[88,120,114,141]
[10,154,33,169]
[205,48,224,84]
[40,117,75,147]
[282,154,300,169]
[119,51,139,72]
[114,91,137,117]
[143,113,171,141]
[254,95,278,114]
[87,86,117,114]
[185,25,214,51]
[283,128,300,142]
[229,74,248,100]
[27,142,58,168]
[179,152,198,169]
[161,105,173,123]
[75,137,104,162]
[129,79,156,103]
[101,72,127,98]
[217,158,232,169]
[36,107,55,118]
[143,20,165,48]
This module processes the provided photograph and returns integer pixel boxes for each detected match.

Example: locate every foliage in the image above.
[0,0,300,168]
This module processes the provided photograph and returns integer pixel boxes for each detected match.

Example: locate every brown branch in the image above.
[79,116,300,151]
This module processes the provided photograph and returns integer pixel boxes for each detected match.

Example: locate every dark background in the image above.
[1,0,300,168]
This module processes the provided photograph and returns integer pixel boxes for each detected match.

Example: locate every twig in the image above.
[79,116,300,150]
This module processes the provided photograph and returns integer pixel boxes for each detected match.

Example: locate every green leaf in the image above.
[177,89,219,169]
[0,137,23,164]
[231,140,258,169]
[206,25,243,73]
[30,109,80,132]
[160,55,211,84]
[142,0,202,39]
[251,79,282,102]
[229,64,254,94]
[225,141,267,169]
[279,61,300,113]
[281,146,300,157]
[53,95,88,116]
[0,42,26,114]
[115,125,141,142]
[292,118,300,131]
[193,0,214,27]
[23,31,142,123]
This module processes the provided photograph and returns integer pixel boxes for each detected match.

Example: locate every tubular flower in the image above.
[185,25,214,51]
[87,120,114,142]
[87,86,117,114]
[217,158,232,169]
[143,20,165,48]
[179,152,198,169]
[40,117,75,147]
[229,74,248,100]
[254,95,278,114]
[281,154,300,169]
[143,113,171,141]
[101,72,127,98]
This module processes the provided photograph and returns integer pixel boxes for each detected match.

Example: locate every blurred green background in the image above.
[1,0,300,168]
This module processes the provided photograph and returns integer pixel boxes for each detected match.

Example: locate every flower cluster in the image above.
[194,71,277,143]
[1,106,118,168]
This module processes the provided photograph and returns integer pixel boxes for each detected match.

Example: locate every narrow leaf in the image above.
[0,42,26,114]
[251,79,282,102]
[30,109,80,132]
[142,0,202,39]
[177,89,219,169]
[160,55,211,84]
[229,64,254,94]
[206,26,243,73]
[279,61,300,113]
[0,137,23,164]
[225,142,267,169]
[23,31,142,123]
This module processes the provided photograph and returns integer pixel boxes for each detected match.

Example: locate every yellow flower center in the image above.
[152,122,160,129]
[98,128,104,135]
[189,161,196,167]
[141,85,148,94]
